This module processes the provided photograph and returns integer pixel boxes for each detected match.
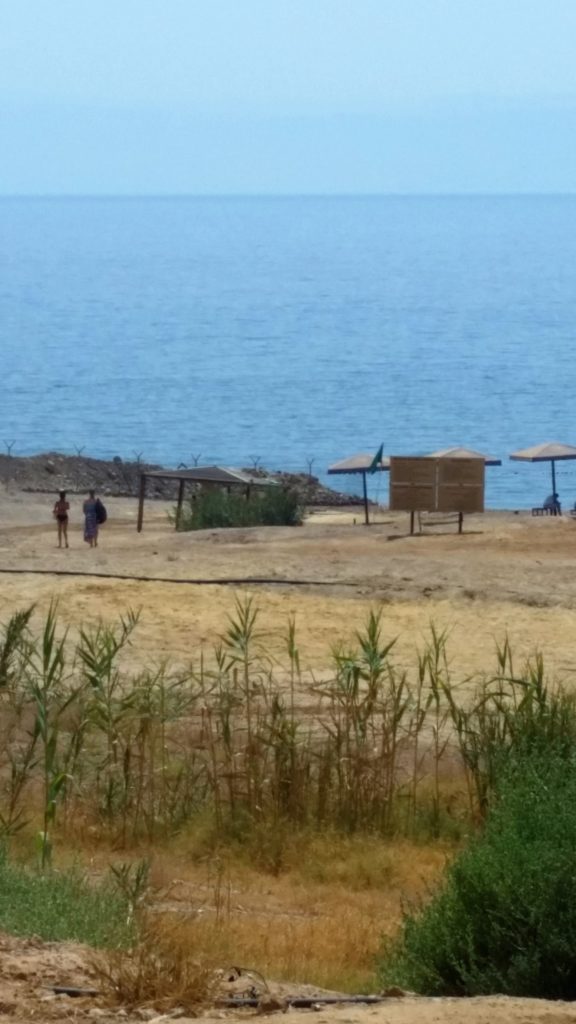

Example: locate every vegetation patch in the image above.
[175,487,303,530]
[380,749,576,999]
[0,850,132,947]
[95,915,218,1012]
[2,601,576,999]
[0,599,573,855]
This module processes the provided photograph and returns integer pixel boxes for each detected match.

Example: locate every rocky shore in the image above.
[0,452,359,507]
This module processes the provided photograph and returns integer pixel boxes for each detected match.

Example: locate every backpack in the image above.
[95,499,107,525]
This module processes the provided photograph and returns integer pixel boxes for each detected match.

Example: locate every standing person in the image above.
[83,489,99,547]
[53,490,70,548]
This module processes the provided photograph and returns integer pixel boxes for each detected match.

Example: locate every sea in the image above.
[2,195,576,510]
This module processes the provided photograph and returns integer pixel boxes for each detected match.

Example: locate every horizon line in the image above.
[1,190,576,200]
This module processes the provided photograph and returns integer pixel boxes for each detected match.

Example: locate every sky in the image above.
[2,0,576,194]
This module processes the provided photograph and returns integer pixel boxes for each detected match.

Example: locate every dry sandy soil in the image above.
[0,933,575,1024]
[1,487,576,679]
[2,488,576,1023]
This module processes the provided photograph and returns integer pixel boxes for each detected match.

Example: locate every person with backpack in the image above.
[83,489,106,547]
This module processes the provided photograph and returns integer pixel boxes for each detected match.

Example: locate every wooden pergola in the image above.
[137,465,276,532]
[327,452,390,525]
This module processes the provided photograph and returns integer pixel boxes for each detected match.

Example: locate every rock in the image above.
[0,452,354,508]
[381,986,408,997]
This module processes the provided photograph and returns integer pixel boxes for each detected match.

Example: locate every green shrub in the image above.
[176,487,302,530]
[446,647,576,817]
[0,851,133,948]
[379,754,576,998]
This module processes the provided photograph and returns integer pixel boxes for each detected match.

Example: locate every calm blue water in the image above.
[2,195,576,509]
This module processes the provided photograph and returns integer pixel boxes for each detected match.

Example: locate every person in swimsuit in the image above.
[53,490,70,548]
[83,489,99,548]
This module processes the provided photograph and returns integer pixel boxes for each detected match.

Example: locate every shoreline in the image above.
[0,450,359,507]
[0,451,544,514]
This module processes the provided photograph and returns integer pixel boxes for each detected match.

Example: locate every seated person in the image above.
[543,492,561,514]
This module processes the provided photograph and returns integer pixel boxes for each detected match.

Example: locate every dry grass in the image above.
[180,842,446,992]
[0,598,555,862]
[2,495,576,683]
[2,576,575,680]
[0,591,568,996]
[86,835,448,995]
[94,914,219,1012]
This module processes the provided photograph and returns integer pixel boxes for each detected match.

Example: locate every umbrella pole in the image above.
[362,471,370,526]
[551,460,557,496]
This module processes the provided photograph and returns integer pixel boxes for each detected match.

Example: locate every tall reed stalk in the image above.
[0,599,572,859]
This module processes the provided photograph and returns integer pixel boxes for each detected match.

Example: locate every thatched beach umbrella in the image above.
[327,449,389,525]
[427,447,502,466]
[509,441,576,498]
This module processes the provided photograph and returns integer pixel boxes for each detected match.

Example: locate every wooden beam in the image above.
[175,479,185,531]
[362,471,370,525]
[137,474,146,533]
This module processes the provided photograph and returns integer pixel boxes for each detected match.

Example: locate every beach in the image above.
[2,484,576,1024]
[4,8,576,1017]
[2,486,576,681]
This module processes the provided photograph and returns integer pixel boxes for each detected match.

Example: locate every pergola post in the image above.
[175,479,185,530]
[137,473,146,533]
[362,471,370,526]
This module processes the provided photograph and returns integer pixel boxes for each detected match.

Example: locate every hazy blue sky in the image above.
[2,0,576,194]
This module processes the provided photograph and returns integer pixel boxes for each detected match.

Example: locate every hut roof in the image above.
[427,447,501,466]
[327,452,390,475]
[143,466,276,486]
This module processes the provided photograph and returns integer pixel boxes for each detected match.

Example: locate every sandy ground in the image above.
[1,488,576,680]
[0,933,575,1024]
[3,490,576,1023]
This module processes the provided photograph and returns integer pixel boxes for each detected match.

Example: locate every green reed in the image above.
[0,599,573,862]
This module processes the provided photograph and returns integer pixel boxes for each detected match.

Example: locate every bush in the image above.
[176,487,302,530]
[0,851,133,948]
[95,915,218,1011]
[379,754,576,998]
[446,647,576,818]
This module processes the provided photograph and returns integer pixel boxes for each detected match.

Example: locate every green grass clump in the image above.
[379,754,576,999]
[176,487,302,530]
[2,600,575,856]
[0,851,132,948]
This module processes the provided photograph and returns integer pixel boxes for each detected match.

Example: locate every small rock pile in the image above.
[245,469,360,507]
[0,453,174,498]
